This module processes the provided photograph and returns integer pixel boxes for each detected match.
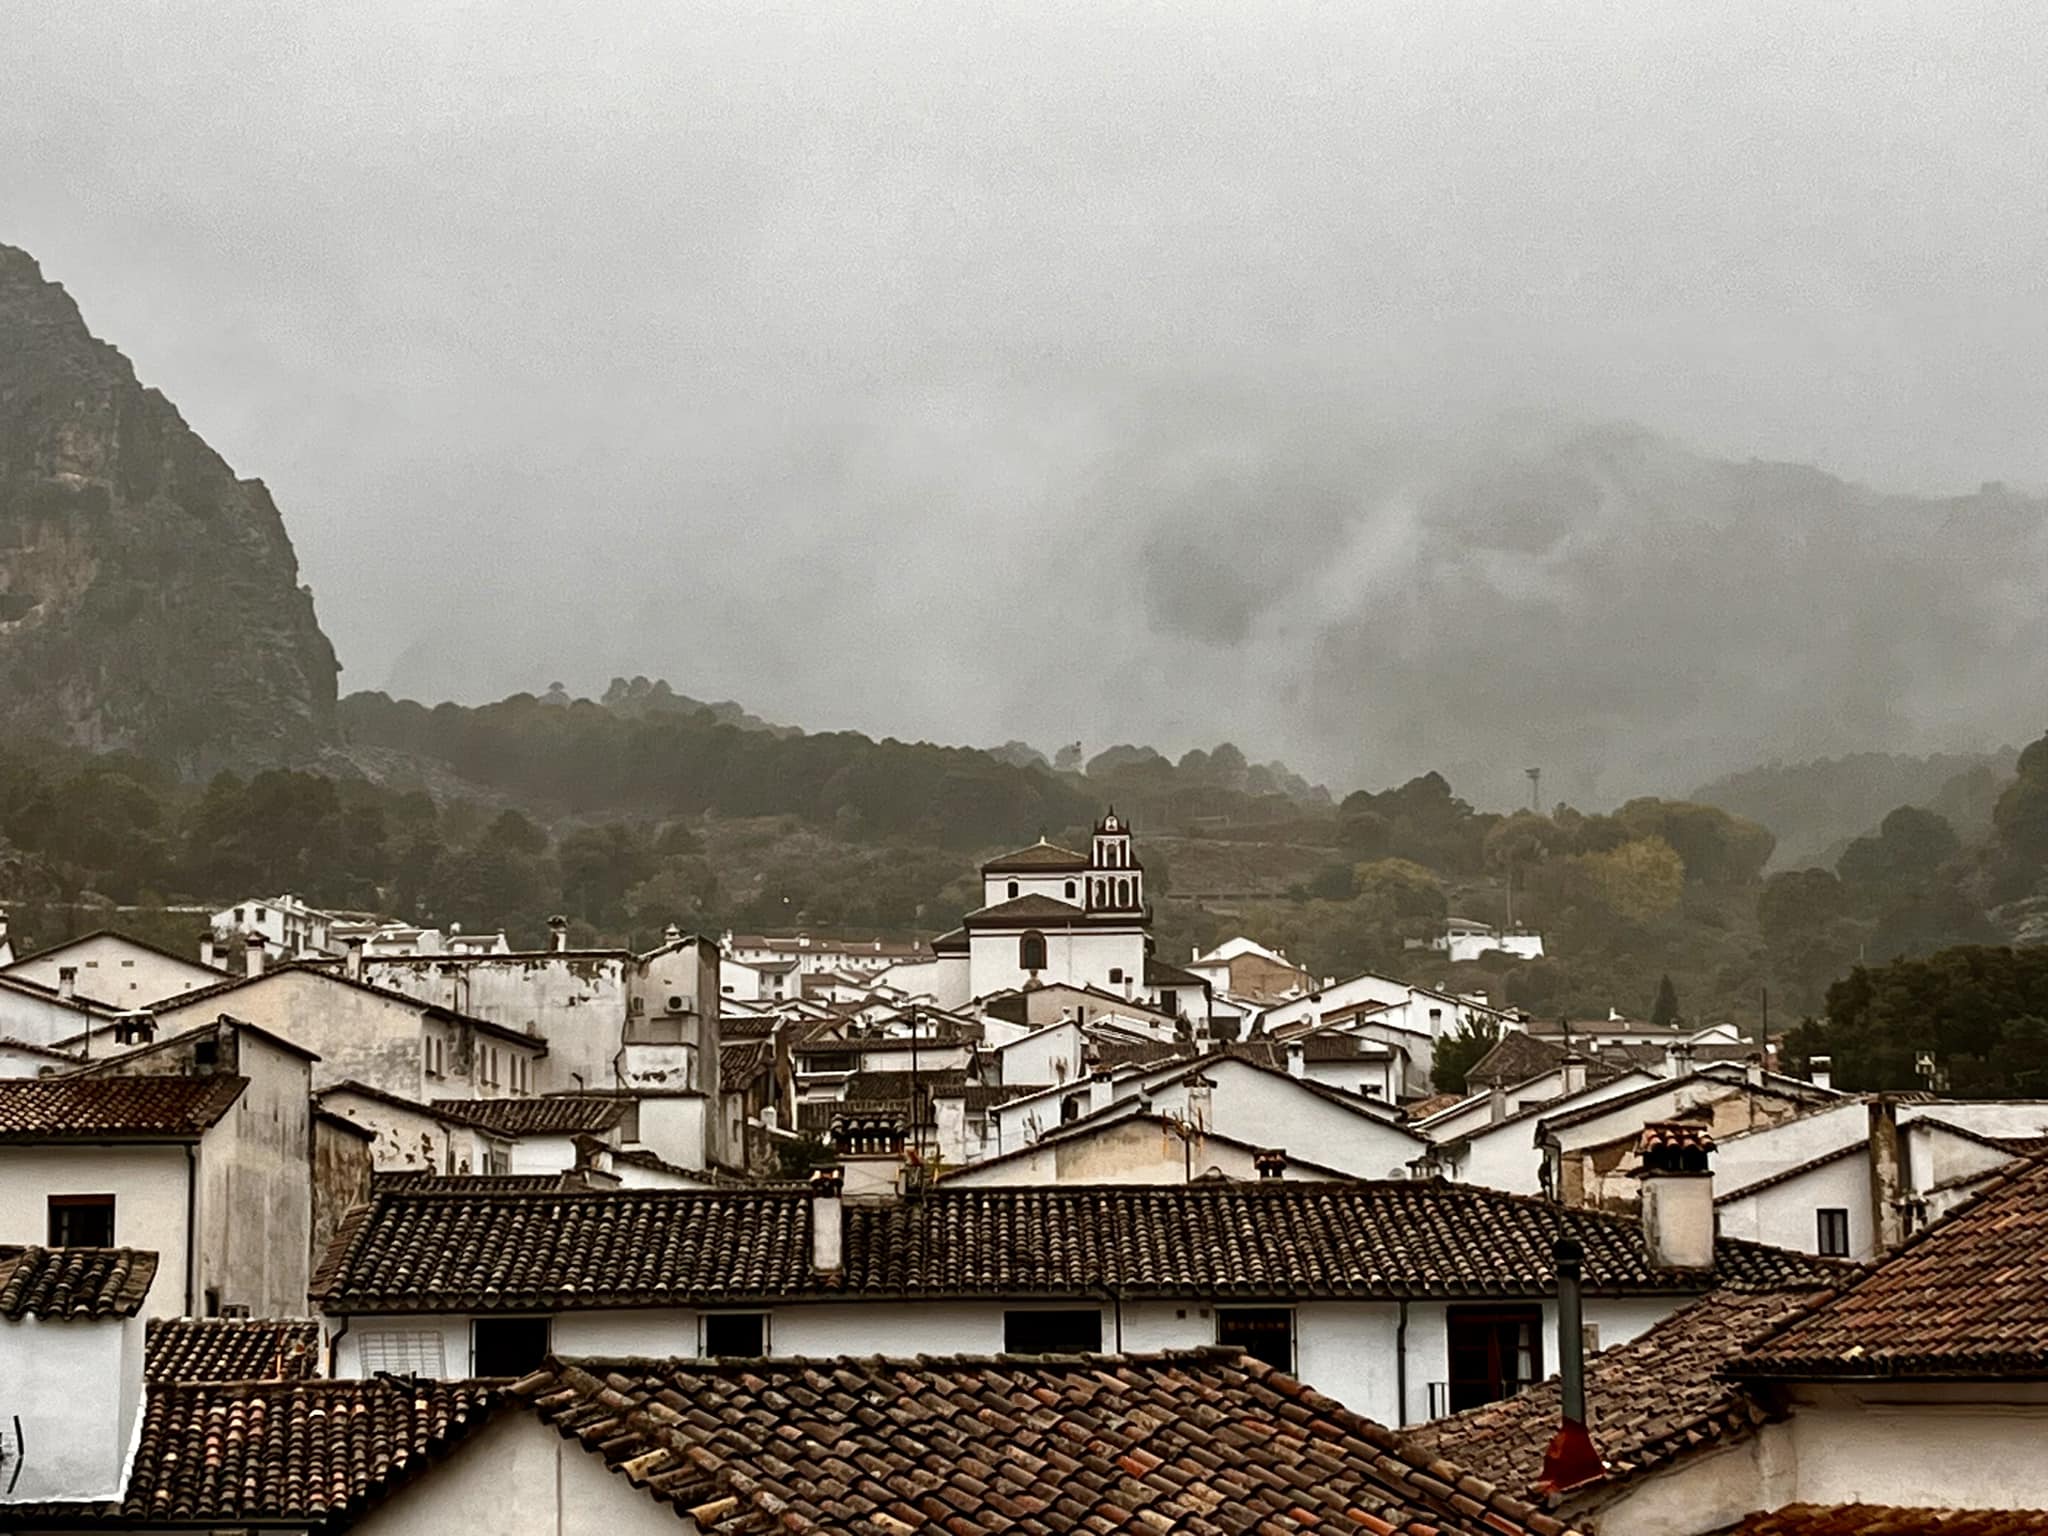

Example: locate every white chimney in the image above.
[244,935,266,978]
[1088,1070,1116,1115]
[832,1115,905,1204]
[57,965,76,1002]
[1285,1041,1306,1080]
[664,922,682,945]
[810,1166,844,1273]
[1810,1055,1833,1092]
[1489,1082,1507,1125]
[344,935,365,982]
[1254,1148,1286,1180]
[199,930,218,970]
[1560,1053,1588,1096]
[1663,1040,1694,1079]
[548,915,569,953]
[1638,1121,1715,1270]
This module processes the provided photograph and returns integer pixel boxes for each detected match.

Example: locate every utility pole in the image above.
[1525,767,1542,814]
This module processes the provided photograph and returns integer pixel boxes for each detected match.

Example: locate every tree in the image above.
[1650,974,1680,1027]
[1837,805,1961,897]
[1432,1017,1503,1093]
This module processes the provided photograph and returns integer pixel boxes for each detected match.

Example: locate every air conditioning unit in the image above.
[666,995,687,1014]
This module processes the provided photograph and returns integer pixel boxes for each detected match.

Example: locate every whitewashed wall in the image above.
[0,1144,190,1318]
[0,1314,143,1501]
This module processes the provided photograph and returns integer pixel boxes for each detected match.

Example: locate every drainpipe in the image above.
[183,1143,199,1316]
[1536,1237,1604,1494]
[1395,1299,1409,1427]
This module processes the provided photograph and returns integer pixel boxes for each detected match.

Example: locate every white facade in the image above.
[2,931,224,1008]
[327,1290,1685,1431]
[943,1116,1350,1186]
[0,1310,147,1503]
[0,1143,193,1319]
[967,922,1147,1002]
[212,893,332,957]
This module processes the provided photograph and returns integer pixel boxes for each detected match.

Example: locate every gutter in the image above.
[1395,1298,1409,1427]
[183,1143,198,1316]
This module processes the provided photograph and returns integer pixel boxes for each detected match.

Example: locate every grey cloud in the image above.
[5,0,2045,801]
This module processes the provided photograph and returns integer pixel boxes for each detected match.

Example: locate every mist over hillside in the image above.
[384,417,2044,808]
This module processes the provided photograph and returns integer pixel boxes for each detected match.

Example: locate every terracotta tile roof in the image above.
[433,1095,625,1137]
[1406,1092,1466,1120]
[719,1015,776,1038]
[1730,1507,2048,1535]
[146,1317,323,1382]
[114,1379,501,1525]
[1466,1031,1567,1088]
[1406,1286,1826,1496]
[0,1073,246,1139]
[1733,1151,2048,1380]
[719,1038,774,1088]
[1639,1120,1715,1155]
[963,893,1090,924]
[0,1245,159,1318]
[313,1180,1836,1314]
[512,1350,1580,1536]
[980,838,1091,873]
[373,1170,577,1193]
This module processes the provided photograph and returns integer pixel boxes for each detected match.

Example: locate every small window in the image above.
[1445,1305,1542,1412]
[359,1329,449,1377]
[1816,1208,1851,1257]
[1218,1307,1295,1372]
[703,1312,769,1357]
[1019,931,1047,972]
[193,1038,218,1070]
[48,1194,115,1247]
[204,1287,222,1318]
[472,1317,551,1377]
[1108,967,1123,985]
[1065,881,1076,899]
[1008,881,1020,899]
[1003,1308,1102,1353]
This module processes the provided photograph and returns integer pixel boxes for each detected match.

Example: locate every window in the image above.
[48,1194,115,1247]
[1108,967,1123,985]
[1003,1308,1102,1353]
[1816,1207,1851,1257]
[1159,989,1178,1013]
[193,1038,218,1070]
[1008,881,1020,899]
[1217,1307,1294,1372]
[1019,931,1047,972]
[472,1317,551,1377]
[359,1329,448,1377]
[703,1312,769,1357]
[1065,881,1076,899]
[1445,1305,1541,1412]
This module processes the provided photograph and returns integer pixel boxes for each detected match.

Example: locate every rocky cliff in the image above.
[0,244,338,768]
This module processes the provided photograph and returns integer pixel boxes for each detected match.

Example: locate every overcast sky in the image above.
[5,2,2044,801]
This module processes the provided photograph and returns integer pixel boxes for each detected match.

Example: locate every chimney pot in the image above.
[547,915,569,953]
[344,935,365,982]
[1254,1148,1286,1180]
[1810,1054,1833,1092]
[244,934,266,978]
[199,930,219,970]
[1285,1041,1306,1080]
[809,1165,845,1272]
[57,965,77,1002]
[1638,1121,1715,1269]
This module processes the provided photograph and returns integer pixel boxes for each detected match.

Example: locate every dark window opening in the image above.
[48,1194,115,1247]
[1020,931,1047,972]
[1159,989,1178,1013]
[472,1317,551,1377]
[204,1287,222,1318]
[1108,967,1123,985]
[703,1312,768,1357]
[1218,1307,1294,1372]
[1004,1308,1102,1353]
[193,1038,219,1070]
[1008,880,1020,899]
[1446,1305,1541,1412]
[1816,1207,1851,1257]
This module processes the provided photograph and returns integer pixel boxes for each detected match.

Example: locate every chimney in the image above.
[548,915,569,953]
[244,934,266,978]
[831,1113,906,1203]
[1663,1040,1694,1079]
[1489,1082,1507,1126]
[57,965,76,1002]
[664,922,682,945]
[1285,1041,1306,1079]
[199,930,219,970]
[810,1165,845,1273]
[1560,1052,1588,1096]
[344,935,365,982]
[1868,1096,1905,1253]
[1810,1054,1833,1092]
[1536,1237,1605,1494]
[1088,1070,1116,1116]
[1254,1148,1286,1180]
[1638,1121,1715,1270]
